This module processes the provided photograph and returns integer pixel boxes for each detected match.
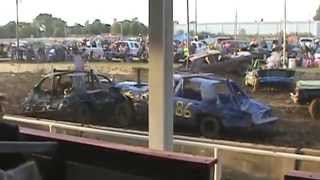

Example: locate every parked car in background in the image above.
[84,41,104,59]
[212,36,234,50]
[299,37,316,49]
[190,41,208,54]
[291,80,320,121]
[245,68,295,92]
[315,48,320,61]
[249,46,271,60]
[46,45,66,61]
[105,40,144,62]
[288,44,302,58]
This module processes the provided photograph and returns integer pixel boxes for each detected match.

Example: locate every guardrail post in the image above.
[49,124,53,133]
[294,148,304,170]
[49,124,56,134]
[214,148,222,180]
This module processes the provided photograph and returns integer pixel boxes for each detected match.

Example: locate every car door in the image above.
[29,75,56,118]
[173,78,202,129]
[215,81,250,127]
[88,73,118,120]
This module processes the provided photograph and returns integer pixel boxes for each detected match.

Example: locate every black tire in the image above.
[200,117,221,138]
[114,101,133,128]
[309,99,320,121]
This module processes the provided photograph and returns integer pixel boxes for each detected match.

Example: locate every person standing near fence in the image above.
[71,46,86,93]
[72,46,85,72]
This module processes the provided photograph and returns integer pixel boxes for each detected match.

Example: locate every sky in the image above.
[0,0,319,26]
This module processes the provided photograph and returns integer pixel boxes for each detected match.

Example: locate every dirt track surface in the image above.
[0,69,319,149]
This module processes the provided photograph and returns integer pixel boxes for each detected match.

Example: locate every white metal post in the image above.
[15,0,20,60]
[283,0,287,67]
[148,0,174,151]
[186,0,190,70]
[214,148,222,180]
[195,0,198,35]
[234,9,238,40]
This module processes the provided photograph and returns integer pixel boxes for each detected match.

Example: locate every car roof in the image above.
[119,40,139,43]
[43,70,96,78]
[174,73,226,82]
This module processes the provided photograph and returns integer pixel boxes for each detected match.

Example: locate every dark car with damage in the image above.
[21,69,133,127]
[245,67,295,92]
[117,73,278,138]
[291,80,320,121]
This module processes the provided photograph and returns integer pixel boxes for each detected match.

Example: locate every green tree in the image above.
[111,22,121,35]
[87,19,110,35]
[314,5,320,21]
[19,22,37,38]
[33,13,66,37]
[111,19,147,36]
[239,28,247,36]
[0,22,16,38]
[69,23,85,35]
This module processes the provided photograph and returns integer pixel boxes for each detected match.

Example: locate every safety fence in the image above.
[2,115,320,180]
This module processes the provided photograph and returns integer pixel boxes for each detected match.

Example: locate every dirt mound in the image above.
[0,72,42,114]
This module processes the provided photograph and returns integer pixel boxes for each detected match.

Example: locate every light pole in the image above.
[283,0,287,67]
[234,9,238,40]
[308,20,311,36]
[15,0,20,60]
[256,19,263,42]
[195,0,198,35]
[186,0,190,70]
[120,23,123,39]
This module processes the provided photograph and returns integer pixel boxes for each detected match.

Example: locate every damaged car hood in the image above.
[239,97,278,125]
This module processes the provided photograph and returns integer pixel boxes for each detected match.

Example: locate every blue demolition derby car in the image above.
[245,66,296,92]
[117,73,278,138]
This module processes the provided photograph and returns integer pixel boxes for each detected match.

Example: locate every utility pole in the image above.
[283,0,287,67]
[15,0,20,60]
[195,0,198,35]
[308,20,311,36]
[234,9,238,40]
[120,23,123,39]
[186,0,190,70]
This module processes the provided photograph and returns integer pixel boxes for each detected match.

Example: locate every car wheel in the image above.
[309,99,320,121]
[200,117,221,138]
[114,101,133,128]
